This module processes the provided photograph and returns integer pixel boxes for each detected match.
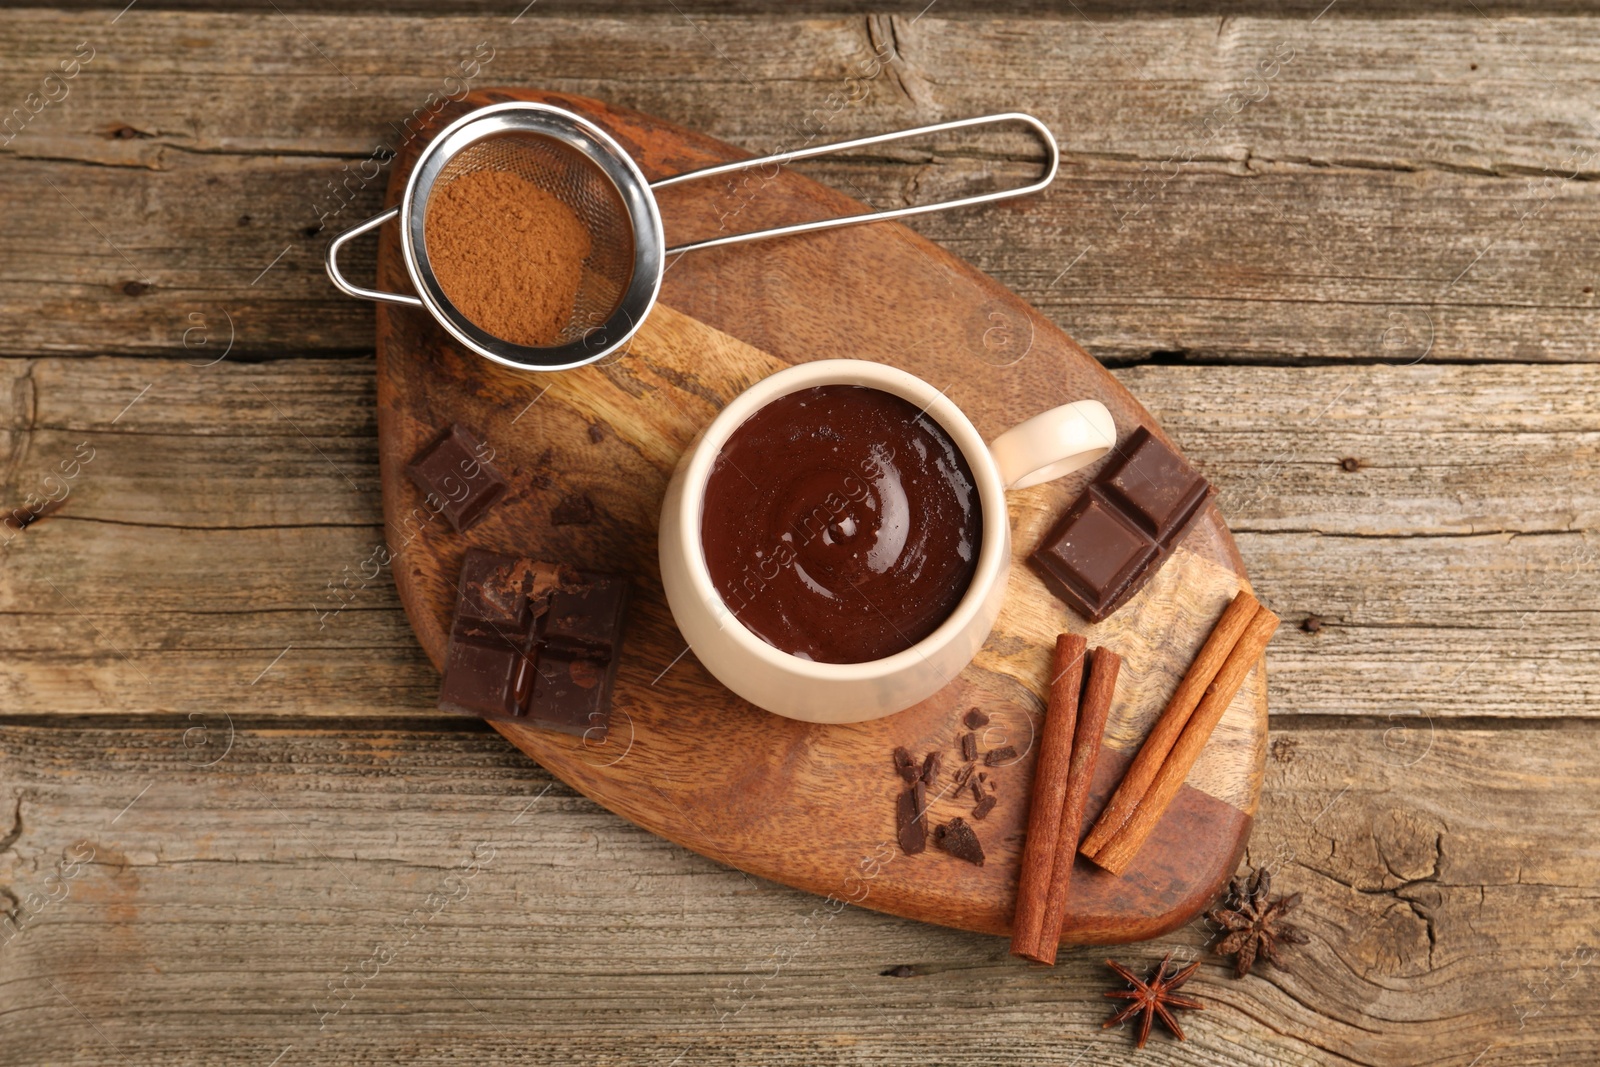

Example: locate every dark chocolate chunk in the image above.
[952,763,975,790]
[933,817,985,866]
[407,424,507,532]
[919,750,942,787]
[456,551,575,626]
[960,732,977,762]
[972,794,998,820]
[551,493,597,526]
[528,652,615,739]
[970,776,987,803]
[984,745,1018,766]
[438,628,535,720]
[1029,426,1215,623]
[896,781,928,855]
[963,707,989,730]
[541,574,629,658]
[438,550,629,736]
[892,746,919,783]
[1103,428,1211,539]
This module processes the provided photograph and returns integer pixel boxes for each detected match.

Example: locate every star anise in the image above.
[1207,866,1310,978]
[1102,952,1204,1048]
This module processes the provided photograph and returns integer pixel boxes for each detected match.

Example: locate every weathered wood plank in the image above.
[2,356,1596,720]
[0,721,1594,1064]
[4,12,1600,360]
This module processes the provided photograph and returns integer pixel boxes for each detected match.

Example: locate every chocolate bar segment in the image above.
[438,549,629,736]
[439,633,536,720]
[528,652,616,739]
[541,574,629,659]
[1102,428,1212,539]
[1030,427,1215,623]
[407,424,507,532]
[896,781,928,856]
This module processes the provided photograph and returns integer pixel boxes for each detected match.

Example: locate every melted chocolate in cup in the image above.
[700,384,982,664]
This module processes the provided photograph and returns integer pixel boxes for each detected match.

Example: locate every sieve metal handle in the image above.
[325,206,425,308]
[652,113,1060,255]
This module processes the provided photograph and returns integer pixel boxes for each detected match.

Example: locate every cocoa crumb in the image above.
[892,747,919,783]
[983,746,1017,766]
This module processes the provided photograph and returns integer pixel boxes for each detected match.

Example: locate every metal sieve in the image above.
[326,102,1059,372]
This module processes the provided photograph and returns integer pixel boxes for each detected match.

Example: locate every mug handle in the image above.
[988,400,1116,490]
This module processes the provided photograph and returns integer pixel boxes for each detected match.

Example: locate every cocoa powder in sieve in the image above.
[424,168,592,347]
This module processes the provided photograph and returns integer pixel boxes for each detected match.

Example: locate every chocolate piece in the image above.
[972,794,998,820]
[952,763,975,790]
[896,781,928,855]
[984,745,1018,767]
[963,708,989,730]
[933,817,985,866]
[920,751,942,787]
[970,775,987,803]
[1030,427,1215,623]
[456,551,573,625]
[438,629,535,720]
[407,424,506,532]
[893,746,919,783]
[438,549,629,736]
[529,652,613,738]
[960,732,977,761]
[541,574,628,658]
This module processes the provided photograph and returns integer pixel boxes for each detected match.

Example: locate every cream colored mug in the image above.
[659,359,1115,724]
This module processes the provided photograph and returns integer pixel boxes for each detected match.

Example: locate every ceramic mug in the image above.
[658,359,1116,724]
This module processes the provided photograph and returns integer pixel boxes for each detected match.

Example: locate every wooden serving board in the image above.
[374,90,1266,945]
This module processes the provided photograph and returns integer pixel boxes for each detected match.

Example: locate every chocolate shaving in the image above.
[984,746,1018,766]
[892,746,919,783]
[963,708,989,729]
[896,781,928,855]
[920,750,942,786]
[933,817,985,866]
[952,763,975,790]
[960,732,977,761]
[972,794,998,820]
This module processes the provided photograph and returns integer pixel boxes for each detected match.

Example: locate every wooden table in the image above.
[3,5,1597,1064]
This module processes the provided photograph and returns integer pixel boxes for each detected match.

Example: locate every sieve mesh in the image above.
[423,131,636,347]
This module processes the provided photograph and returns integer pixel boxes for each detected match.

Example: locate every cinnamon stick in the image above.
[1032,646,1121,964]
[1009,633,1087,961]
[1078,590,1260,860]
[1089,603,1280,874]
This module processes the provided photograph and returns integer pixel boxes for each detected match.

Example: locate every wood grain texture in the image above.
[5,11,1600,363]
[3,357,1596,722]
[0,720,1595,1065]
